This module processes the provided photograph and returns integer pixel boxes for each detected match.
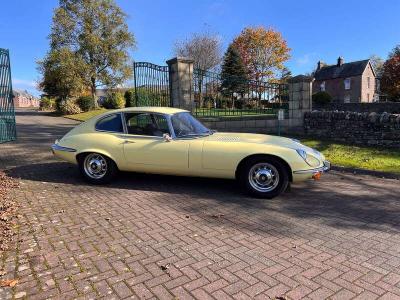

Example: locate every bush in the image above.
[40,97,56,111]
[124,89,134,107]
[312,91,332,105]
[103,92,125,109]
[77,96,94,112]
[59,99,82,115]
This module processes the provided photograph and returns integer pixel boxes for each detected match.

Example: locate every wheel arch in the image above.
[235,154,293,182]
[76,150,119,170]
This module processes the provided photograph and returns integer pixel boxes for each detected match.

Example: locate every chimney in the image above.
[337,56,344,66]
[317,60,325,70]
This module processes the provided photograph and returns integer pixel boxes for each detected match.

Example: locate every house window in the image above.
[320,81,326,92]
[344,95,351,103]
[367,93,370,102]
[344,78,351,90]
[367,77,370,89]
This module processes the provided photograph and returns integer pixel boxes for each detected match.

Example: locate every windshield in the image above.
[171,112,211,138]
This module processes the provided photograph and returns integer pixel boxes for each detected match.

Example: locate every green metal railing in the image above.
[192,68,289,118]
[0,48,16,143]
[132,62,171,107]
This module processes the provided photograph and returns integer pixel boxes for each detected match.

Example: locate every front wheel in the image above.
[78,153,118,184]
[239,157,289,198]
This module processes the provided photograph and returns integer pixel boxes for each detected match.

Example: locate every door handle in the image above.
[124,140,135,144]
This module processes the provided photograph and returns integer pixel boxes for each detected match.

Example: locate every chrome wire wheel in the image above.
[83,153,108,179]
[248,162,280,193]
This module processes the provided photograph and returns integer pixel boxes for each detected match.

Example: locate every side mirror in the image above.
[163,133,172,142]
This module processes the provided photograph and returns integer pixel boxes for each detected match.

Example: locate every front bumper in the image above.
[292,161,331,182]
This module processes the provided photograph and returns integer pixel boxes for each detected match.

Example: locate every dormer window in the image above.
[320,81,326,92]
[344,78,351,90]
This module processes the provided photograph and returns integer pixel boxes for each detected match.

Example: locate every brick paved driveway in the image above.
[1,109,400,299]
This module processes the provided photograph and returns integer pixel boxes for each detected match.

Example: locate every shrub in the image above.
[59,99,82,115]
[77,96,94,112]
[312,91,332,105]
[40,97,56,111]
[124,89,134,107]
[103,92,125,109]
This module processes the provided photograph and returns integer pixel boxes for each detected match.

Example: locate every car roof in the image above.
[109,107,188,115]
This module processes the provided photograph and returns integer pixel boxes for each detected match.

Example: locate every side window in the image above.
[95,114,123,133]
[124,113,170,137]
[344,78,351,90]
[320,81,325,92]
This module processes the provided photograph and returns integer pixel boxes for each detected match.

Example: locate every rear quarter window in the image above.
[95,114,123,133]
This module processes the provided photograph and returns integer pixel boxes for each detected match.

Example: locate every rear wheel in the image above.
[78,153,117,184]
[239,157,289,198]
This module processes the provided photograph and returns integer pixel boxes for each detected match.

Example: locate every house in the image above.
[312,57,377,103]
[13,90,40,108]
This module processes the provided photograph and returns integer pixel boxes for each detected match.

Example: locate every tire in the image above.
[78,152,118,184]
[238,157,289,199]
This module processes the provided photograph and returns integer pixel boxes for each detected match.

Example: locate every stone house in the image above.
[312,57,377,103]
[13,90,40,108]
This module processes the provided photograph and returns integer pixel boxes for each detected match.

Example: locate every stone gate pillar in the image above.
[166,57,194,110]
[288,75,313,132]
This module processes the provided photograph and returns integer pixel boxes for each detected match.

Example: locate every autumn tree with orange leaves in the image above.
[232,27,291,82]
[381,45,400,101]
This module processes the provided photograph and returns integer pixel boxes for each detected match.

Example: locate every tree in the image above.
[381,45,400,101]
[174,32,222,107]
[124,89,134,107]
[278,67,292,83]
[369,55,384,77]
[232,27,291,82]
[37,47,88,100]
[40,0,135,105]
[312,91,332,106]
[174,32,222,71]
[220,44,248,107]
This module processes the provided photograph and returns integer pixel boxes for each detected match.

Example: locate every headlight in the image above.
[296,149,307,161]
[296,149,321,167]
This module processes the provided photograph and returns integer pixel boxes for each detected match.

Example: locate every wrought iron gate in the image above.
[132,62,171,107]
[0,48,16,143]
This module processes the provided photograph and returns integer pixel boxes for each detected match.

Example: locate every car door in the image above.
[121,112,189,173]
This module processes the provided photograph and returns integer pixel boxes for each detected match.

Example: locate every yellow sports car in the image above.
[52,107,330,198]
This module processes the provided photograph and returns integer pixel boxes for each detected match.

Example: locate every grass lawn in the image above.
[301,138,400,174]
[64,108,109,121]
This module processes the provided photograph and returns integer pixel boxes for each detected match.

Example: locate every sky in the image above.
[1,0,399,97]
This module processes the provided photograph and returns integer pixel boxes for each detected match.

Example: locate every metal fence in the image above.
[132,62,171,107]
[192,68,289,118]
[0,48,16,143]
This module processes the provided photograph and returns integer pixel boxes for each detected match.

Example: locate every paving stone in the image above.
[1,109,400,299]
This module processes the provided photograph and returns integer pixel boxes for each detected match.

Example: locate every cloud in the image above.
[12,78,40,97]
[296,52,318,66]
[12,78,37,88]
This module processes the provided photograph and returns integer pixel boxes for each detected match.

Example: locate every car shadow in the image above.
[6,162,400,235]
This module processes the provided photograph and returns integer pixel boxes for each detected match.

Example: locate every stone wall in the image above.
[313,102,400,114]
[304,111,400,147]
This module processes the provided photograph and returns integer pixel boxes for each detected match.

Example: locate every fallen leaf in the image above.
[211,213,224,218]
[160,263,170,271]
[0,279,18,287]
